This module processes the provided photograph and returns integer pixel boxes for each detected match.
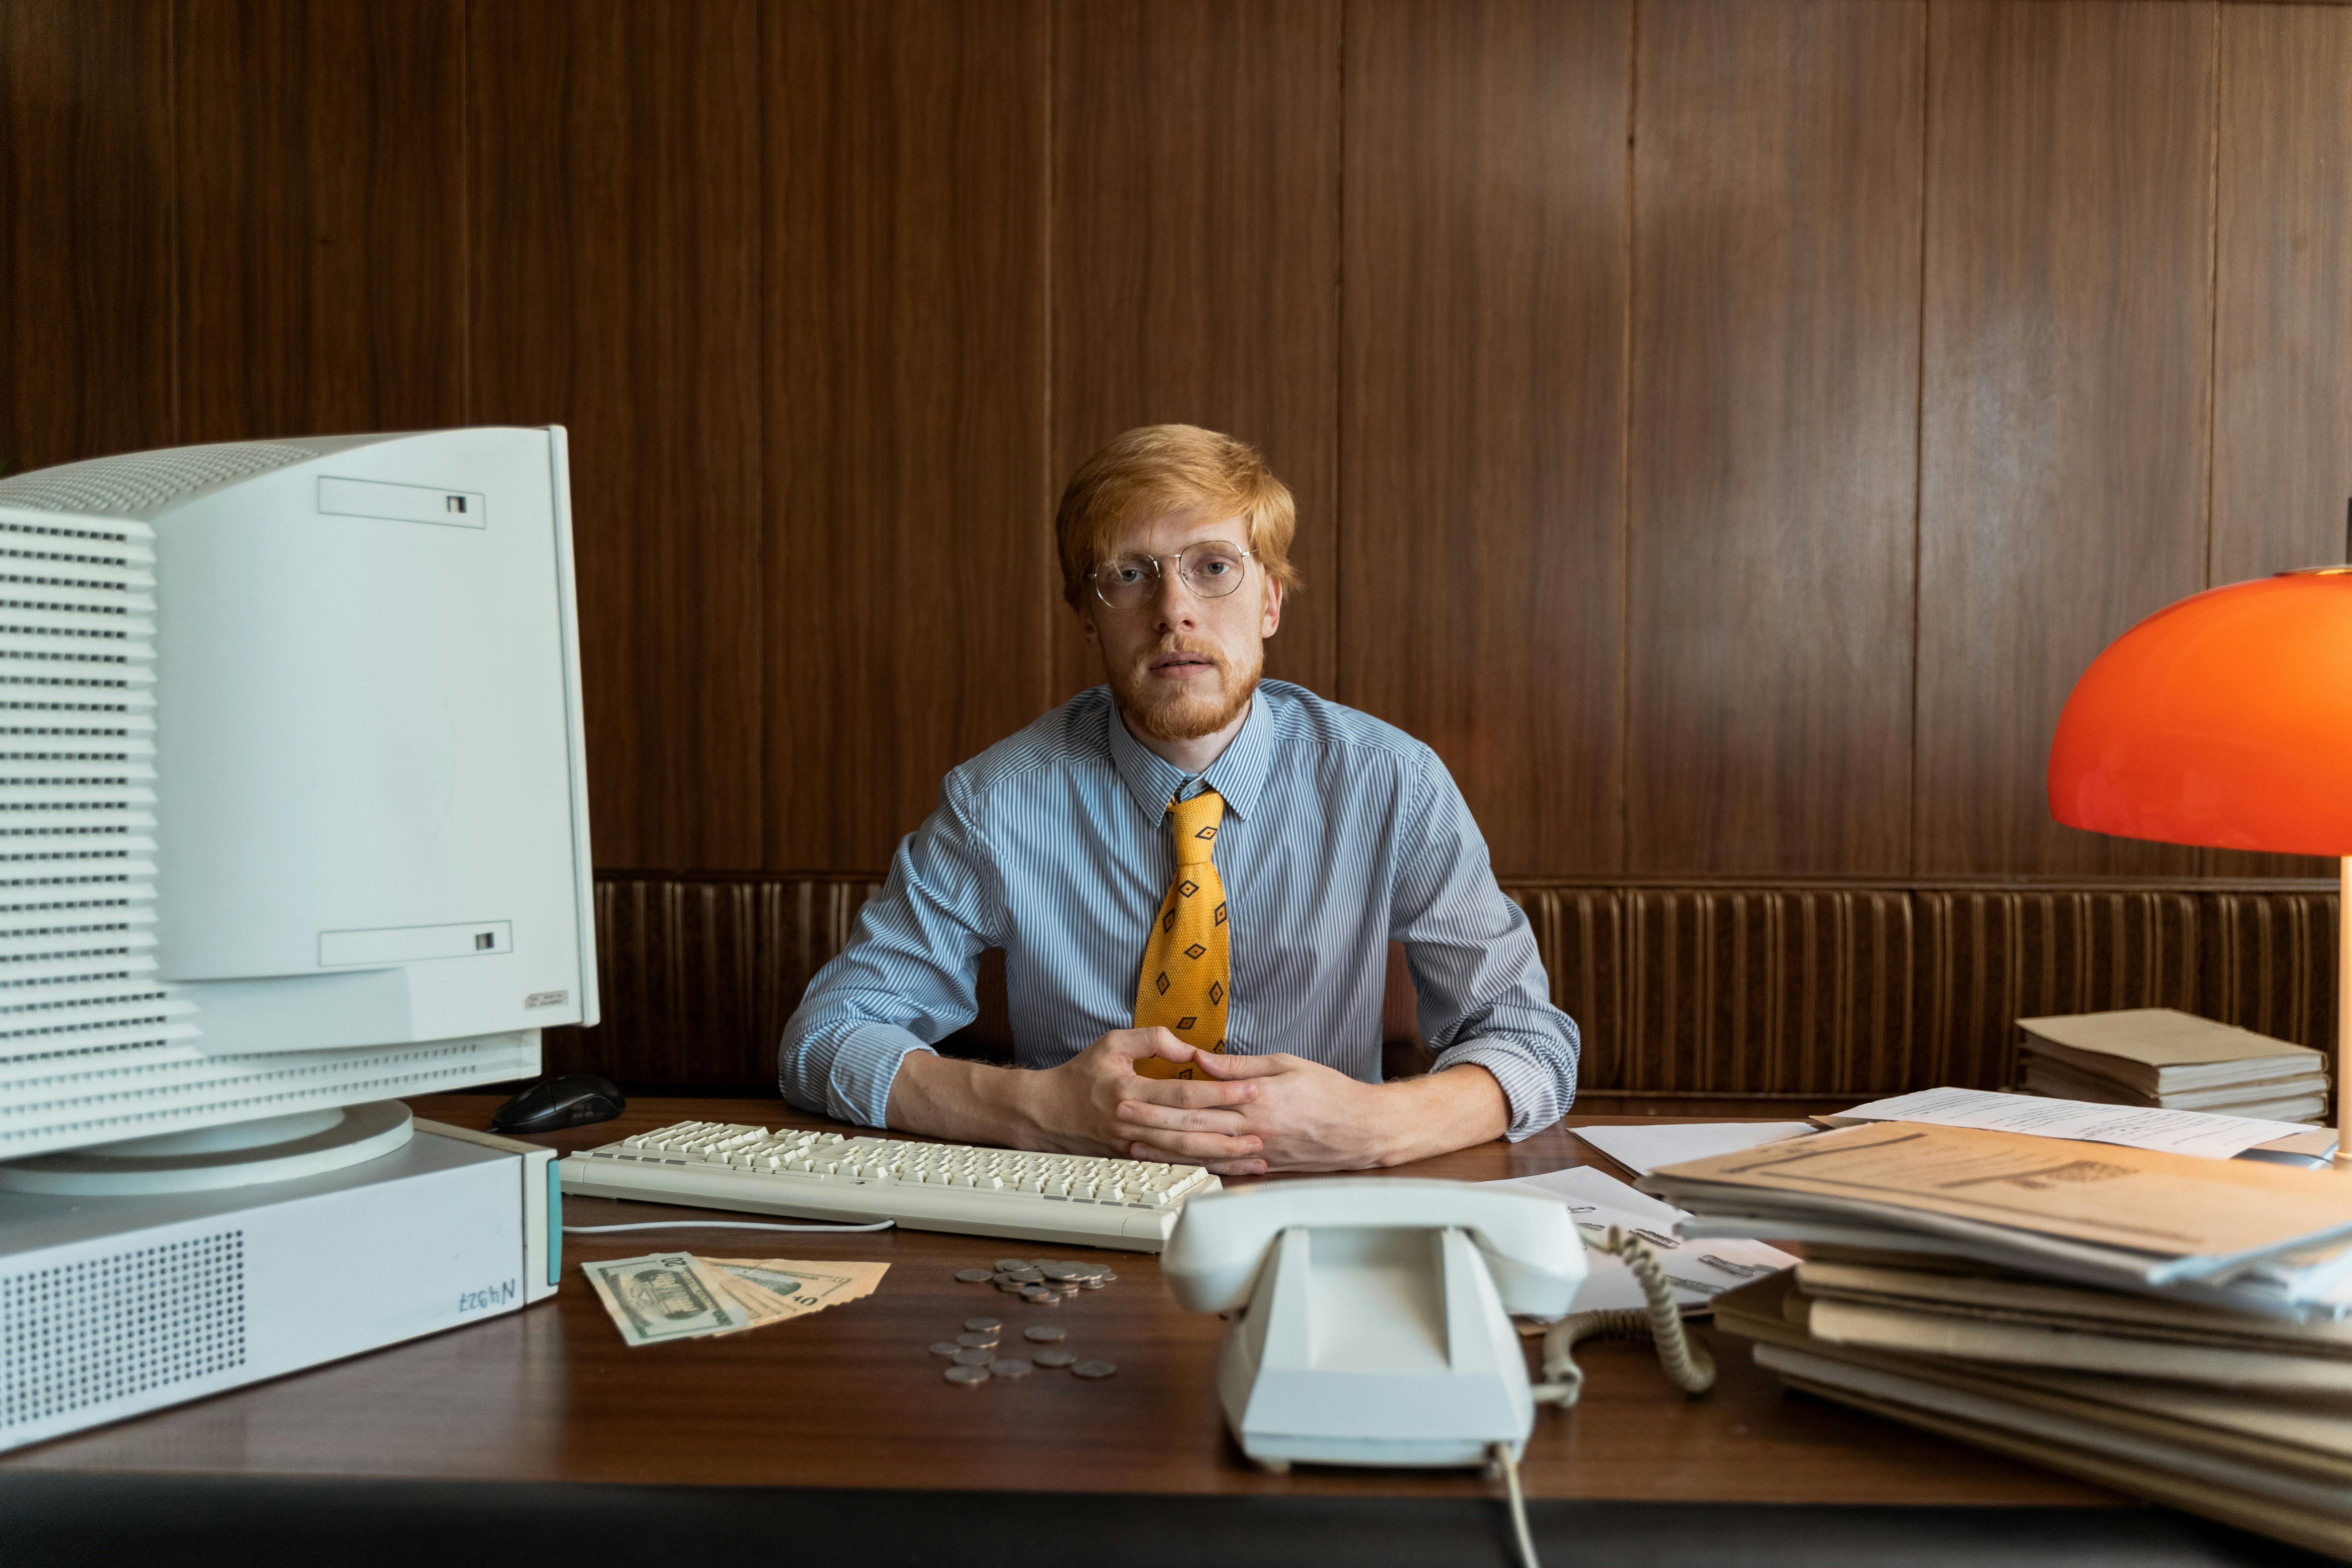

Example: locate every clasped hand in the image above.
[1034,1027,1398,1176]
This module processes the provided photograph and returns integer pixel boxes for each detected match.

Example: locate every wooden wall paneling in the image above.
[548,873,2343,1094]
[765,0,1051,873]
[0,1,176,475]
[466,0,764,871]
[174,0,466,444]
[1626,0,1925,877]
[1047,0,1341,703]
[1341,0,1630,879]
[1914,1,2216,878]
[2207,4,2351,880]
[2205,888,2334,1051]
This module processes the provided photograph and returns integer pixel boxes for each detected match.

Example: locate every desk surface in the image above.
[3,1095,2118,1509]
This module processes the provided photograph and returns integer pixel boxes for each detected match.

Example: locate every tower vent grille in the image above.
[0,1230,246,1432]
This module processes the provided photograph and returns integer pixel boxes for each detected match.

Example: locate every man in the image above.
[781,425,1577,1173]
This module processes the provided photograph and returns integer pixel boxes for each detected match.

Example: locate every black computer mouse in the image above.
[490,1073,626,1136]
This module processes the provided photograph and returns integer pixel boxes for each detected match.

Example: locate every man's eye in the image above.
[1110,564,1149,584]
[1198,558,1233,577]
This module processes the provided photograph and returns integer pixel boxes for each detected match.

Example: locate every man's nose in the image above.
[1151,567,1197,630]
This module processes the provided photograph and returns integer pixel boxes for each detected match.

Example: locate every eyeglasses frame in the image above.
[1086,541,1258,611]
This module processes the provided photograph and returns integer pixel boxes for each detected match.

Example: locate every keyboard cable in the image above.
[562,1219,897,1234]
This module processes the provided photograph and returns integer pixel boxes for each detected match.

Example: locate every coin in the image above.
[1029,1258,1054,1268]
[956,1332,997,1349]
[945,1365,990,1386]
[987,1358,1035,1378]
[994,1257,1028,1272]
[1042,1264,1084,1282]
[955,1268,993,1283]
[991,1271,1022,1286]
[1020,1285,1055,1303]
[1009,1266,1045,1283]
[951,1347,993,1367]
[1033,1348,1078,1368]
[1095,1271,1119,1285]
[1080,1278,1107,1290]
[1072,1360,1118,1379]
[964,1317,1002,1332]
[929,1341,961,1356]
[1023,1325,1065,1343]
[996,1280,1027,1294]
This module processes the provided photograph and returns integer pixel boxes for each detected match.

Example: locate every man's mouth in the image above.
[1147,651,1218,675]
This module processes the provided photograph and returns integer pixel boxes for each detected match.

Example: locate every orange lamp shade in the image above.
[2049,570,2352,858]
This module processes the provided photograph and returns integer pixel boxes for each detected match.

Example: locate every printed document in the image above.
[1837,1087,2315,1161]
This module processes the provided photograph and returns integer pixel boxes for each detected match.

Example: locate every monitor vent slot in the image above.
[0,443,320,517]
[0,1032,541,1158]
[0,1230,246,1433]
[0,518,194,1103]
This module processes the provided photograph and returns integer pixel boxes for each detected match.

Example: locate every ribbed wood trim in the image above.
[544,876,2339,1096]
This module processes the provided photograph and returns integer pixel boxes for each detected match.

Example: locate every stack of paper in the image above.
[2018,1008,2329,1124]
[1479,1163,1796,1316]
[1658,1123,2352,1556]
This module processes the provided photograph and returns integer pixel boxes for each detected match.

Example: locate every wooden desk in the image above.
[0,1097,2316,1567]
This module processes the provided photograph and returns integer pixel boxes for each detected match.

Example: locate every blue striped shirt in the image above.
[779,681,1579,1140]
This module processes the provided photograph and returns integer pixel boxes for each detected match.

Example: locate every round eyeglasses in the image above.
[1088,541,1256,611]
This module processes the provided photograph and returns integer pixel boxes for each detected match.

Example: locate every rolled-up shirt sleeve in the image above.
[780,781,1000,1127]
[1388,752,1579,1140]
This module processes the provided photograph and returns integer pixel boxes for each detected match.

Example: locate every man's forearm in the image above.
[1369,1062,1511,1166]
[886,1049,1043,1148]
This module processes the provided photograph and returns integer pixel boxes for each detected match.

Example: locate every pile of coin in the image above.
[951,1256,1117,1306]
[932,1258,1120,1385]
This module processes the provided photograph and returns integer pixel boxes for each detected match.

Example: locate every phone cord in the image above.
[1526,1226,1717,1408]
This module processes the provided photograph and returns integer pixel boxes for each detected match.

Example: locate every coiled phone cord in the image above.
[1488,1228,1718,1568]
[1526,1225,1717,1407]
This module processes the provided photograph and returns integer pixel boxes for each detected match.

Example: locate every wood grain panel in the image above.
[2207,4,2352,879]
[0,0,174,475]
[1048,0,1340,702]
[174,0,465,443]
[466,0,764,870]
[1628,0,1925,876]
[1915,1,2216,878]
[1341,0,1630,878]
[765,0,1050,873]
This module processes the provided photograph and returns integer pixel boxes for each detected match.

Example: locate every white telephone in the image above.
[1162,1179,1587,1472]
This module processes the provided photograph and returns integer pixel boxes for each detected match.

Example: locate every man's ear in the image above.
[1259,576,1283,640]
[1076,601,1101,650]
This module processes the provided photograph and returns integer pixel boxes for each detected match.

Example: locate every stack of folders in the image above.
[2018,1008,2329,1124]
[1649,1122,2352,1557]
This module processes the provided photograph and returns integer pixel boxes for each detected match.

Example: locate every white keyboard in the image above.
[557,1120,1223,1252]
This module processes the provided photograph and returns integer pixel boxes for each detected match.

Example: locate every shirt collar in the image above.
[1103,687,1277,825]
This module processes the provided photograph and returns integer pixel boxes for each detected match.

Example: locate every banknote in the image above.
[701,1257,889,1321]
[579,1252,750,1347]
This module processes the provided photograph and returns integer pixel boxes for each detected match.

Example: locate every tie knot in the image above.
[1167,790,1224,864]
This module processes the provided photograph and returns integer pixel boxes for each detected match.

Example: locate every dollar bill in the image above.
[579,1252,750,1347]
[701,1257,889,1322]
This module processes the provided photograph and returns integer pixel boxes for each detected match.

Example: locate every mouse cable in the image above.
[561,1219,897,1234]
[1524,1225,1718,1406]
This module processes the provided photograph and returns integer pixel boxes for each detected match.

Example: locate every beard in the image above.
[1109,637,1263,743]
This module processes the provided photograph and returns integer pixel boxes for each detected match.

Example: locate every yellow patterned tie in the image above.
[1131,789,1230,1080]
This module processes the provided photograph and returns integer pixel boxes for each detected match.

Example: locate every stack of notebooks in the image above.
[1647,1122,2352,1557]
[2019,1008,2329,1125]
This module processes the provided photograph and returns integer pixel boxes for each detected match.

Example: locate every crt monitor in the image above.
[0,426,595,1191]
